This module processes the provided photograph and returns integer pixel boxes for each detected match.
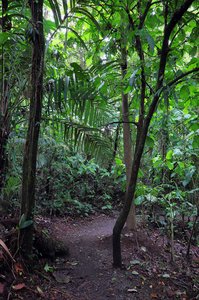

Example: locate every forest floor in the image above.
[0,213,199,300]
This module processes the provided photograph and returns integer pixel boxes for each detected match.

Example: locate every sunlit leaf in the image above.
[166,150,173,160]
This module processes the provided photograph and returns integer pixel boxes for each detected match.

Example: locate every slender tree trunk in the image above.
[20,0,44,256]
[120,47,136,230]
[0,0,10,193]
[108,122,120,171]
[160,97,169,182]
[113,124,148,267]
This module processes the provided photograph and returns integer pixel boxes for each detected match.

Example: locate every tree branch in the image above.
[146,0,195,123]
[104,121,138,127]
[167,67,199,88]
[169,12,199,47]
[139,0,152,29]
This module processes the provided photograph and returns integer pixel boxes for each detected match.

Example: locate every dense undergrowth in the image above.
[1,133,198,249]
[1,134,125,217]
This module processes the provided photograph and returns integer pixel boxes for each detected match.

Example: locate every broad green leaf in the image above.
[166,161,174,170]
[145,32,155,53]
[166,150,173,160]
[138,169,144,178]
[19,220,33,229]
[115,158,123,166]
[180,86,190,99]
[134,196,145,206]
[111,12,121,26]
[177,162,185,169]
[18,214,33,229]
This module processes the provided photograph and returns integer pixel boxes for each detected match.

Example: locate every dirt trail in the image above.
[1,214,198,299]
[43,214,198,300]
[49,214,140,300]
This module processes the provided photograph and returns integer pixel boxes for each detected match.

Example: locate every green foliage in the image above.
[34,135,120,216]
[44,263,54,273]
[1,0,198,251]
[134,181,198,244]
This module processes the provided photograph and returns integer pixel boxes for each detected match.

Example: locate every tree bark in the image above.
[120,47,136,231]
[20,0,44,256]
[108,122,120,171]
[113,126,147,267]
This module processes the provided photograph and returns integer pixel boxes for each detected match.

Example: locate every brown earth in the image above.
[0,213,198,299]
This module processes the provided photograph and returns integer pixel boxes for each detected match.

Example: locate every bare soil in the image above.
[0,213,198,299]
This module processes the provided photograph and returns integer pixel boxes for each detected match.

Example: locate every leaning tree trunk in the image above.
[20,0,44,256]
[112,0,194,267]
[113,126,147,266]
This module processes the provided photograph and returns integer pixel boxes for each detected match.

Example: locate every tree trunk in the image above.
[113,125,148,267]
[0,0,11,193]
[20,0,44,256]
[108,122,120,171]
[120,47,136,231]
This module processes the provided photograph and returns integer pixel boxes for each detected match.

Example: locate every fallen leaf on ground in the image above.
[124,233,133,237]
[130,259,141,265]
[128,288,138,293]
[37,286,44,295]
[70,261,78,266]
[53,272,71,283]
[141,246,147,252]
[132,271,139,275]
[150,292,158,298]
[14,262,24,275]
[12,283,26,290]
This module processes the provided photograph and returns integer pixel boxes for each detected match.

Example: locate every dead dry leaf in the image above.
[37,286,44,295]
[0,239,15,262]
[53,272,71,284]
[128,288,138,293]
[132,271,139,275]
[12,283,26,291]
[14,263,24,275]
[150,292,158,299]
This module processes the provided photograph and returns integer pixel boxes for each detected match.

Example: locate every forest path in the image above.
[48,214,141,300]
[41,213,198,300]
